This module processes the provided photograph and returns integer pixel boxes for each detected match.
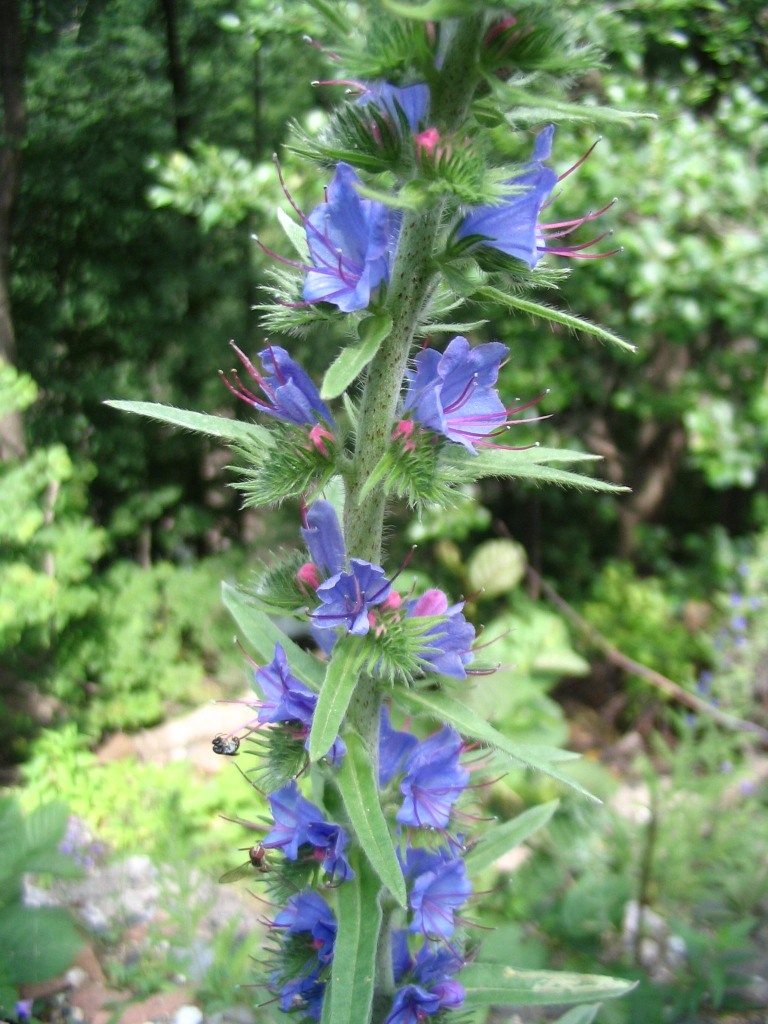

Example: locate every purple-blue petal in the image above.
[358,81,430,132]
[301,500,346,578]
[258,345,332,425]
[403,336,508,453]
[313,559,391,635]
[409,858,472,938]
[384,985,442,1024]
[457,126,558,268]
[302,162,395,312]
[379,706,419,786]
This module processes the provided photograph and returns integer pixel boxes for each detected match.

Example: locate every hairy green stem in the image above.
[339,16,487,1023]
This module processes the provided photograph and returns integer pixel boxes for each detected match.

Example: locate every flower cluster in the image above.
[264,781,354,884]
[253,643,346,765]
[221,342,336,456]
[380,710,470,831]
[458,124,617,265]
[207,44,619,1024]
[269,891,337,1021]
[297,500,476,677]
[387,933,465,1024]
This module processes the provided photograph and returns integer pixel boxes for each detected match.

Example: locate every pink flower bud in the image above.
[393,418,415,441]
[308,423,335,456]
[414,127,442,158]
[297,563,321,591]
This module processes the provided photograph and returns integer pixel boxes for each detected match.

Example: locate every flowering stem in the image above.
[339,16,486,1024]
[345,14,486,563]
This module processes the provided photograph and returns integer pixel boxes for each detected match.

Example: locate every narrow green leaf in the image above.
[421,319,488,333]
[465,800,560,876]
[308,636,367,762]
[554,1005,601,1024]
[500,89,657,126]
[461,964,635,1007]
[305,0,352,35]
[321,320,390,400]
[276,207,310,262]
[336,732,406,906]
[476,286,636,353]
[445,445,628,493]
[321,851,381,1024]
[381,0,473,18]
[396,690,598,800]
[104,400,273,446]
[221,582,323,692]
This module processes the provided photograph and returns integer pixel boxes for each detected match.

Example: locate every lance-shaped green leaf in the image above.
[461,964,635,1007]
[497,88,657,127]
[321,313,393,400]
[320,851,382,1024]
[474,286,636,353]
[381,0,474,18]
[396,690,597,800]
[221,581,323,692]
[554,1005,601,1024]
[464,800,560,876]
[335,731,406,906]
[104,400,273,446]
[276,206,310,262]
[444,445,628,493]
[308,635,368,762]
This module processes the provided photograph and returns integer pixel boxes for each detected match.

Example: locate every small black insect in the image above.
[219,844,269,883]
[212,733,240,756]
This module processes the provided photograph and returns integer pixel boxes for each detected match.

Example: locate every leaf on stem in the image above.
[464,800,560,876]
[460,964,636,1007]
[221,582,323,691]
[475,285,637,353]
[321,313,393,400]
[444,445,629,493]
[396,690,598,800]
[320,851,382,1024]
[335,732,407,906]
[104,400,273,445]
[308,635,368,762]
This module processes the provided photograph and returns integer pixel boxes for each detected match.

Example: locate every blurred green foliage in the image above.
[0,797,84,1015]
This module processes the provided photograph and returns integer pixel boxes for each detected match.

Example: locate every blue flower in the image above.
[403,335,509,453]
[385,984,443,1024]
[357,81,430,133]
[273,890,337,966]
[408,855,472,939]
[300,500,346,579]
[379,706,419,787]
[253,644,345,764]
[275,974,326,1021]
[458,126,557,267]
[397,726,469,829]
[302,162,400,312]
[457,125,617,266]
[407,589,475,678]
[388,932,466,1023]
[313,558,391,635]
[263,782,354,882]
[221,343,333,427]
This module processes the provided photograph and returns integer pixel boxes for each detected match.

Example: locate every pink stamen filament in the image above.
[539,197,617,232]
[443,374,479,415]
[557,136,601,182]
[542,230,613,253]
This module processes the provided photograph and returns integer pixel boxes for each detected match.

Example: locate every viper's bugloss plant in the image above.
[109,3,644,1022]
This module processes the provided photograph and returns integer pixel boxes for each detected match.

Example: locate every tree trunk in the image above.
[0,0,27,460]
[158,0,191,151]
